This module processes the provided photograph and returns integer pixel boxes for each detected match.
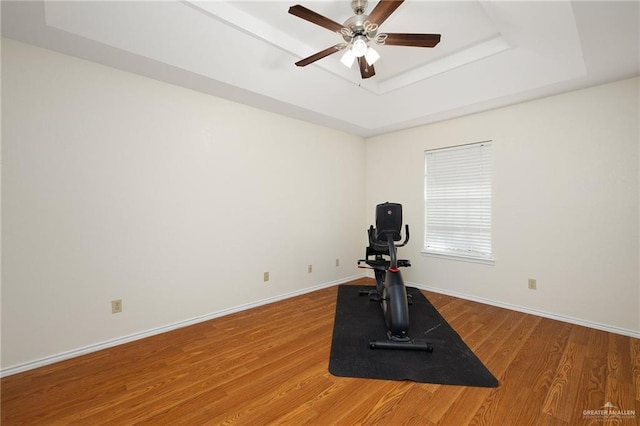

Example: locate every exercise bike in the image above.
[358,202,433,352]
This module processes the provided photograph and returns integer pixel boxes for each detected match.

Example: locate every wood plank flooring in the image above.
[2,278,639,425]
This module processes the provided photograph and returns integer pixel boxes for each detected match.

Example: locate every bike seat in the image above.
[358,259,411,269]
[365,259,389,269]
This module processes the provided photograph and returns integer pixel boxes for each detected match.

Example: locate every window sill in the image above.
[421,251,495,265]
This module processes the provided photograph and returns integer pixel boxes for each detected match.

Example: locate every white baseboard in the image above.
[409,281,640,339]
[1,274,365,378]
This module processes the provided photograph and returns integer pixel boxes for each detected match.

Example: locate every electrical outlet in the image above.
[308,264,313,273]
[111,299,122,314]
[263,271,269,282]
[336,258,340,267]
[528,278,537,290]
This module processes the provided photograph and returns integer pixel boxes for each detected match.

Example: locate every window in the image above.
[424,141,493,263]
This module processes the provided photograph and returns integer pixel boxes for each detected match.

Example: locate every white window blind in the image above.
[424,141,493,262]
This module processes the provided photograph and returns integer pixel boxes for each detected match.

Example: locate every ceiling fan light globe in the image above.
[364,47,380,65]
[340,49,356,68]
[352,38,368,57]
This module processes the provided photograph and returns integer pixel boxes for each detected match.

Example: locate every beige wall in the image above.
[366,77,639,335]
[1,39,366,372]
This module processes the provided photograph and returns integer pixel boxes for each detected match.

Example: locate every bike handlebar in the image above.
[397,224,410,247]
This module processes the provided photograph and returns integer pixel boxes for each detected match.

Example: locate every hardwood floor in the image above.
[2,278,638,425]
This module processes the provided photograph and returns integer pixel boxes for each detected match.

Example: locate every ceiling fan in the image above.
[289,0,441,79]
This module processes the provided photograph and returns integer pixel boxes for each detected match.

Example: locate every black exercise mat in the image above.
[329,284,499,387]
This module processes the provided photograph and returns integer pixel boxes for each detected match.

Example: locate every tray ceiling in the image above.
[2,1,638,137]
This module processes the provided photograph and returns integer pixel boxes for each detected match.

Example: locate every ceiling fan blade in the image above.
[383,33,441,47]
[295,44,344,67]
[358,57,375,79]
[288,5,344,32]
[367,0,404,26]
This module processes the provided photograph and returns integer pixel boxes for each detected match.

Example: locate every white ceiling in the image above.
[2,1,639,137]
